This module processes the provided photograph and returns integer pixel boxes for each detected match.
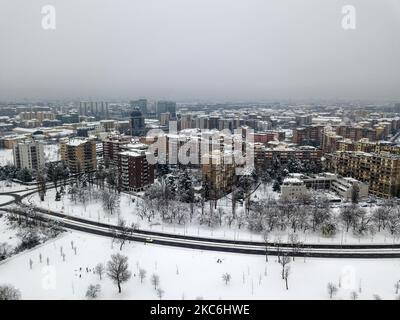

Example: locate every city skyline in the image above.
[1,0,400,101]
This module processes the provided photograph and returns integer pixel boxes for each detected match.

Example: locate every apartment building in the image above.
[13,140,45,171]
[102,135,132,167]
[281,173,368,201]
[327,151,400,198]
[249,131,285,145]
[79,101,109,119]
[254,143,322,169]
[355,139,400,155]
[335,125,385,142]
[281,178,308,199]
[292,125,324,146]
[201,150,236,199]
[119,149,155,192]
[60,138,97,174]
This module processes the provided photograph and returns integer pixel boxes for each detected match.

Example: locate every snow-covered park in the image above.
[0,195,14,205]
[0,230,399,300]
[24,186,400,246]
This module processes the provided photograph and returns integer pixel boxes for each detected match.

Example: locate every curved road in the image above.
[2,183,400,258]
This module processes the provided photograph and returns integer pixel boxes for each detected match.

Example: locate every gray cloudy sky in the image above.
[0,0,399,102]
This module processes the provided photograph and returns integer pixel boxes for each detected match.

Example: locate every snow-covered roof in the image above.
[65,139,90,146]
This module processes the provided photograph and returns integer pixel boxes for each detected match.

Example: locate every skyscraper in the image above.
[130,99,148,115]
[130,108,146,136]
[156,101,176,118]
[79,101,109,119]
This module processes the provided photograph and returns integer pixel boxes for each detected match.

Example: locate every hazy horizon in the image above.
[1,0,400,102]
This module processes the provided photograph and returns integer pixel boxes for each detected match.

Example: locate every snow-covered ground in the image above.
[0,195,13,205]
[0,214,19,249]
[25,187,399,245]
[0,230,398,300]
[0,148,13,166]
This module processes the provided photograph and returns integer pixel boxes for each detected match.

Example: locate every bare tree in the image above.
[284,266,290,290]
[395,281,400,294]
[289,233,302,261]
[350,291,358,300]
[263,230,269,262]
[86,284,101,299]
[151,274,160,290]
[222,273,232,285]
[113,218,132,251]
[95,263,105,280]
[309,194,331,232]
[224,213,235,228]
[279,255,290,280]
[372,205,391,232]
[0,284,21,300]
[216,207,225,226]
[102,190,120,215]
[387,206,400,238]
[175,203,189,225]
[106,253,131,293]
[156,288,165,300]
[339,206,356,232]
[139,269,147,284]
[327,282,338,299]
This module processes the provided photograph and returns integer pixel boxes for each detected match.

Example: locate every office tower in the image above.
[130,99,148,115]
[79,101,109,119]
[156,101,176,118]
[130,108,146,136]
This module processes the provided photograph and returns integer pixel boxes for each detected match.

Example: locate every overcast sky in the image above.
[0,0,399,102]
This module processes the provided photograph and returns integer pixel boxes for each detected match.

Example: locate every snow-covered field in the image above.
[0,180,26,193]
[0,214,19,249]
[0,195,13,205]
[0,230,399,300]
[25,187,399,245]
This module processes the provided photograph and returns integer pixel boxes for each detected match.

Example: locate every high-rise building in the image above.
[119,149,155,192]
[159,112,170,126]
[79,102,109,119]
[156,101,176,118]
[292,125,324,146]
[130,99,148,115]
[179,114,193,130]
[322,131,343,153]
[102,135,132,167]
[254,144,322,169]
[327,151,400,198]
[130,109,146,137]
[201,150,236,199]
[295,114,313,126]
[60,138,97,174]
[13,140,45,171]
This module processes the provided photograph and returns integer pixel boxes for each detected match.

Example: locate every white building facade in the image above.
[13,140,45,171]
